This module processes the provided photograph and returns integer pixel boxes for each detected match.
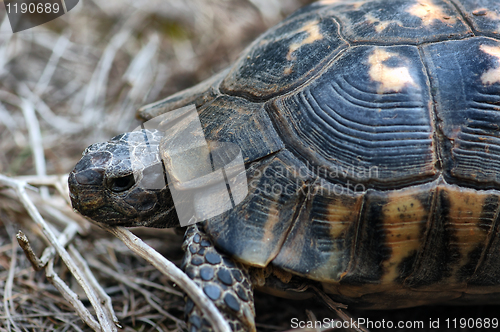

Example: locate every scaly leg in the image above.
[181,224,256,332]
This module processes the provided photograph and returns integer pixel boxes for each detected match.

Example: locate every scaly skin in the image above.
[181,224,256,332]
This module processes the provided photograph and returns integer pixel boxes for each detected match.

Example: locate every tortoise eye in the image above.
[107,174,135,192]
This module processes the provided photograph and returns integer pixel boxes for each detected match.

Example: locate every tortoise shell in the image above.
[73,0,500,309]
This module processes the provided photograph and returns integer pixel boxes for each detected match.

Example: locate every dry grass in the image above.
[0,1,315,331]
[1,1,500,331]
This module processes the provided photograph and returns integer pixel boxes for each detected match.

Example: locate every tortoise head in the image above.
[68,129,179,228]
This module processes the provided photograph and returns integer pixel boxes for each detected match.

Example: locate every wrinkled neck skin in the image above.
[68,129,179,228]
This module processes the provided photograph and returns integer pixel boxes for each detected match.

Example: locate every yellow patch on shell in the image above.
[365,13,403,33]
[368,48,416,93]
[326,197,361,239]
[308,190,363,282]
[379,190,428,285]
[443,185,491,282]
[479,44,500,85]
[407,0,456,26]
[286,20,324,61]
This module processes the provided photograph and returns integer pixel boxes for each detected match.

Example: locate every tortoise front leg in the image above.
[181,224,256,332]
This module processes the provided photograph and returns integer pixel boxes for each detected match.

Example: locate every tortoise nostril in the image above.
[74,168,105,185]
[107,174,136,193]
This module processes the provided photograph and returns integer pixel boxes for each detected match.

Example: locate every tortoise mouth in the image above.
[68,171,127,222]
[79,205,126,225]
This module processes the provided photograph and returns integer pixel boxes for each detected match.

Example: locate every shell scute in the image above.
[422,37,500,188]
[203,150,312,267]
[325,0,471,44]
[220,10,348,101]
[272,178,363,282]
[454,0,500,37]
[269,44,436,188]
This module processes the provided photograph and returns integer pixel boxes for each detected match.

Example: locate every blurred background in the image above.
[0,0,312,177]
[1,0,499,331]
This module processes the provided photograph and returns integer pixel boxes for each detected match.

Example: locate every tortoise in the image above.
[68,0,500,330]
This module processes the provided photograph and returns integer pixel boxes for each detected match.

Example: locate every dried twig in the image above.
[0,174,118,332]
[68,245,121,328]
[14,174,72,206]
[312,286,368,332]
[87,257,184,326]
[83,12,146,125]
[16,221,78,271]
[16,231,44,271]
[19,96,49,199]
[3,235,22,332]
[88,257,183,298]
[35,33,72,96]
[45,259,102,331]
[103,225,232,332]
